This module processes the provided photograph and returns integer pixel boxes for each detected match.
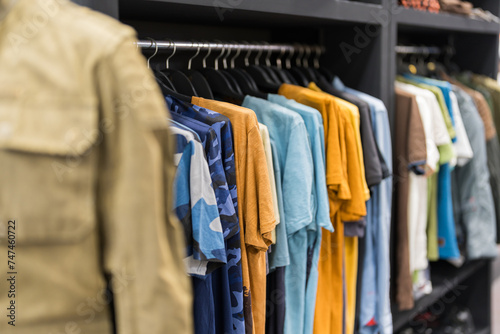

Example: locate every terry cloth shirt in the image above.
[191,97,276,334]
[242,96,314,334]
[278,84,366,334]
[267,93,332,334]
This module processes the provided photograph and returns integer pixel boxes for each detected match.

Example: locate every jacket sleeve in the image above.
[94,35,193,334]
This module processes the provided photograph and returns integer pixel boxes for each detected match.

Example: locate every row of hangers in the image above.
[396,45,460,77]
[139,39,335,104]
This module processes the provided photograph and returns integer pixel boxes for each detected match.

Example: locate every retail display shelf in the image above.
[396,7,500,33]
[120,0,384,25]
[392,260,488,332]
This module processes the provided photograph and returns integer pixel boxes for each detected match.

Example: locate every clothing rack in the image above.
[136,39,325,54]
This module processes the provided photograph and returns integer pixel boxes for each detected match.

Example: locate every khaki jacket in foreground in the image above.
[0,0,193,333]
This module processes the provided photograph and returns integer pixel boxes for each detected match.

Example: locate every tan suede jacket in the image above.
[0,0,193,333]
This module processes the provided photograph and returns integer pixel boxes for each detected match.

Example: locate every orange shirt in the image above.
[307,83,366,334]
[279,84,366,220]
[278,84,366,334]
[309,82,370,202]
[191,97,276,334]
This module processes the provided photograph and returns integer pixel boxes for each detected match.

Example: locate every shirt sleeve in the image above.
[259,123,280,244]
[244,126,277,250]
[407,95,428,176]
[96,37,193,334]
[340,113,367,221]
[450,91,474,166]
[326,99,351,204]
[358,102,383,188]
[414,95,440,175]
[184,138,226,275]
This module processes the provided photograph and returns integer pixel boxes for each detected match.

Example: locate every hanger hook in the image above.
[163,38,176,69]
[253,41,263,66]
[262,41,272,67]
[241,41,252,67]
[313,45,321,69]
[295,44,304,67]
[202,41,212,69]
[229,40,241,69]
[214,40,225,70]
[303,44,311,68]
[285,46,294,69]
[276,45,285,69]
[188,40,201,71]
[145,37,158,69]
[222,41,231,69]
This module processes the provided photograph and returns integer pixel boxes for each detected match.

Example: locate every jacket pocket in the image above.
[0,94,99,245]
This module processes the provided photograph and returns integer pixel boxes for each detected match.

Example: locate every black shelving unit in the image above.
[74,0,499,331]
[392,260,491,332]
[396,8,500,33]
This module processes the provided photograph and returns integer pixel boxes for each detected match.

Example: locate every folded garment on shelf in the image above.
[469,8,500,22]
[399,0,441,13]
[438,0,473,15]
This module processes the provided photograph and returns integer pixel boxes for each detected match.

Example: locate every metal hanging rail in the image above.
[135,39,325,53]
[395,45,443,55]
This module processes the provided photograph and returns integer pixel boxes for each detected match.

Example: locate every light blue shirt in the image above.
[333,77,393,334]
[242,96,314,334]
[267,94,332,334]
[269,139,290,269]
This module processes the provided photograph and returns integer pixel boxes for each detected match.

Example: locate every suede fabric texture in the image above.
[0,1,192,333]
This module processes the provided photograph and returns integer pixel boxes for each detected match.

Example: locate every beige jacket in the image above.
[0,0,193,333]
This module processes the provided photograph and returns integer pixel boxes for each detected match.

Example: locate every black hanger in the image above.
[156,77,192,103]
[291,44,317,84]
[144,40,192,103]
[171,71,199,97]
[309,45,335,83]
[228,69,268,98]
[190,72,214,99]
[226,46,267,99]
[282,46,308,86]
[221,71,244,95]
[157,40,198,97]
[232,44,264,92]
[216,43,245,95]
[266,47,293,85]
[200,43,245,104]
[258,43,283,85]
[181,42,214,99]
[309,46,331,84]
[154,69,176,90]
[289,68,310,87]
[243,45,280,93]
[302,45,320,83]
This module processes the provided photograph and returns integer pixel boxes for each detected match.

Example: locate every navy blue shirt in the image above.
[167,96,245,334]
